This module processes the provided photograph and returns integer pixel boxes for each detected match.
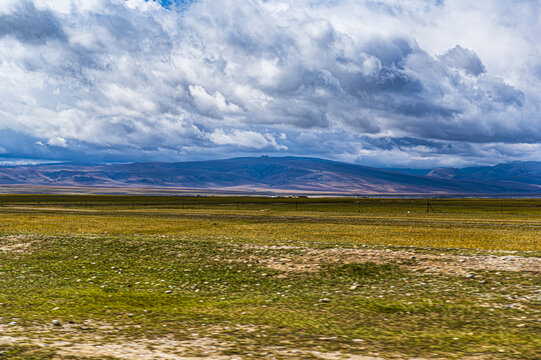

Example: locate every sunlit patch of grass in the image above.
[0,209,540,251]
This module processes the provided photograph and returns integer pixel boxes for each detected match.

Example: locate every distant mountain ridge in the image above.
[0,156,539,195]
[427,161,541,185]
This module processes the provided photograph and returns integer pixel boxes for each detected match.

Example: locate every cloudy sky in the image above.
[0,0,540,168]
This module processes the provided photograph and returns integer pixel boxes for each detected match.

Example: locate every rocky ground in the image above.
[1,235,539,359]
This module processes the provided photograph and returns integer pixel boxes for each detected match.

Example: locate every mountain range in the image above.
[0,156,539,196]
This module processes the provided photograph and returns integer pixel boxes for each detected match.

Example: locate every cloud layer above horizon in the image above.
[0,0,540,167]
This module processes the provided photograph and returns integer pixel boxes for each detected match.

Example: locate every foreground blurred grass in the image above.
[0,196,539,359]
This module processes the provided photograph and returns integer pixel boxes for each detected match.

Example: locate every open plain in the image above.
[0,195,539,359]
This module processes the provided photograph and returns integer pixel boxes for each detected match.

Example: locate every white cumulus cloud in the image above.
[0,0,539,166]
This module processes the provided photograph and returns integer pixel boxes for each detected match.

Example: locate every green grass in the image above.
[0,195,539,359]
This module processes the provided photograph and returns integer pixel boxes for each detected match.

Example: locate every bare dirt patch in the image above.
[245,245,541,276]
[0,235,36,253]
[0,322,385,360]
[0,322,233,360]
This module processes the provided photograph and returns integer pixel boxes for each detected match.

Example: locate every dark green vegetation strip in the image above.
[0,194,540,213]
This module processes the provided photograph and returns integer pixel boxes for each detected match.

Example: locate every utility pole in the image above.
[426,200,434,213]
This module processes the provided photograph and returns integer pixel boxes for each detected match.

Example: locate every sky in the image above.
[0,0,540,168]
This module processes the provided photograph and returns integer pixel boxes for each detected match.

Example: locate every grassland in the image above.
[0,195,539,359]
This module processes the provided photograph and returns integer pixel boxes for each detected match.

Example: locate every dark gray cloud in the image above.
[0,0,539,167]
[0,1,66,44]
[476,76,525,107]
[439,45,486,76]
